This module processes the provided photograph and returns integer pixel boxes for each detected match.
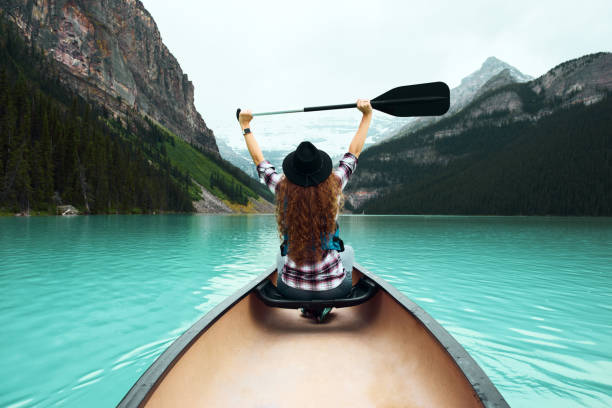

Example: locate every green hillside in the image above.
[135,117,272,204]
[0,16,271,215]
[358,95,612,215]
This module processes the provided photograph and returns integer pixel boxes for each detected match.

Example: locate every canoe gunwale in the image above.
[116,265,276,408]
[359,264,509,408]
[117,263,508,408]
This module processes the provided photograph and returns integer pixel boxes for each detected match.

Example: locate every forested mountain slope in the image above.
[346,53,612,215]
[0,17,272,215]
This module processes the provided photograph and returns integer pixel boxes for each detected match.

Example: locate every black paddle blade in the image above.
[371,82,450,117]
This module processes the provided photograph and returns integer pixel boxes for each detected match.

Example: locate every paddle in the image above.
[236,82,450,120]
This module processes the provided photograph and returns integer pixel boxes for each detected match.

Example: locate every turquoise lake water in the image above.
[1,215,611,407]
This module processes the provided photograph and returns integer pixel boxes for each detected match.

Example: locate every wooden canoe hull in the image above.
[118,264,508,408]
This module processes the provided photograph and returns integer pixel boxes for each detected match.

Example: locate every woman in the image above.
[238,100,372,319]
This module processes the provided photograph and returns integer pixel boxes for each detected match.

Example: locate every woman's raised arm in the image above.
[239,109,265,165]
[348,99,373,158]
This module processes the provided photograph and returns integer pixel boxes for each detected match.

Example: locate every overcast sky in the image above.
[141,0,611,139]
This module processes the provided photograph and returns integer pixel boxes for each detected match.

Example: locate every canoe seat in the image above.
[255,277,378,310]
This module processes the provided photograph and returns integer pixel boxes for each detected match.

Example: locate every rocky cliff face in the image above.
[531,53,612,105]
[0,0,218,154]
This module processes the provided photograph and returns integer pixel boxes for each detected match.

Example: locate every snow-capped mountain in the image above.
[216,56,531,177]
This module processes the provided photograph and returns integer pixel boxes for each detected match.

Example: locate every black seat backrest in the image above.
[254,277,378,310]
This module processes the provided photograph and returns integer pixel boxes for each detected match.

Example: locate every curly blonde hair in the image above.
[275,174,343,266]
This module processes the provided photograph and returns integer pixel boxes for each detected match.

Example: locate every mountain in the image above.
[217,57,531,177]
[0,0,218,154]
[472,68,523,100]
[390,56,533,140]
[451,56,533,113]
[0,12,273,215]
[345,52,612,215]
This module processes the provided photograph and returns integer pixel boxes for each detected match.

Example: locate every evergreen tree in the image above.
[39,108,54,204]
[14,101,32,212]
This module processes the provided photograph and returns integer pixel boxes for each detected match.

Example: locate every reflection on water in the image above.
[1,215,611,407]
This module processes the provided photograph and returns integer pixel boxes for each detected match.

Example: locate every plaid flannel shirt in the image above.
[257,152,358,290]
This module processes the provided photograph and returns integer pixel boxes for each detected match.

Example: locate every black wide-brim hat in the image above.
[282,141,332,187]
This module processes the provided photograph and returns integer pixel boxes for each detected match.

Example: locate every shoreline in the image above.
[3,211,612,218]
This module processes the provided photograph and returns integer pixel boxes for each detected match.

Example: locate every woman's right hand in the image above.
[239,109,253,129]
[356,99,372,116]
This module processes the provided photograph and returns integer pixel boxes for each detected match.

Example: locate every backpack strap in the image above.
[323,223,345,252]
[280,233,289,256]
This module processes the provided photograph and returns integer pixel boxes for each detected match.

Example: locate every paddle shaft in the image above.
[252,96,447,117]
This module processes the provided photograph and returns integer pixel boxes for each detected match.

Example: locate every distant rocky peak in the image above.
[482,55,504,67]
[452,56,531,113]
[473,68,519,100]
[480,56,529,79]
[460,56,531,88]
[390,56,532,141]
[477,56,513,77]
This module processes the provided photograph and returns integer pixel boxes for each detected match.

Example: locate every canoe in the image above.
[118,263,509,407]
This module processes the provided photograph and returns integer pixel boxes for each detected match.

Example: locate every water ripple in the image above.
[1,215,611,407]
